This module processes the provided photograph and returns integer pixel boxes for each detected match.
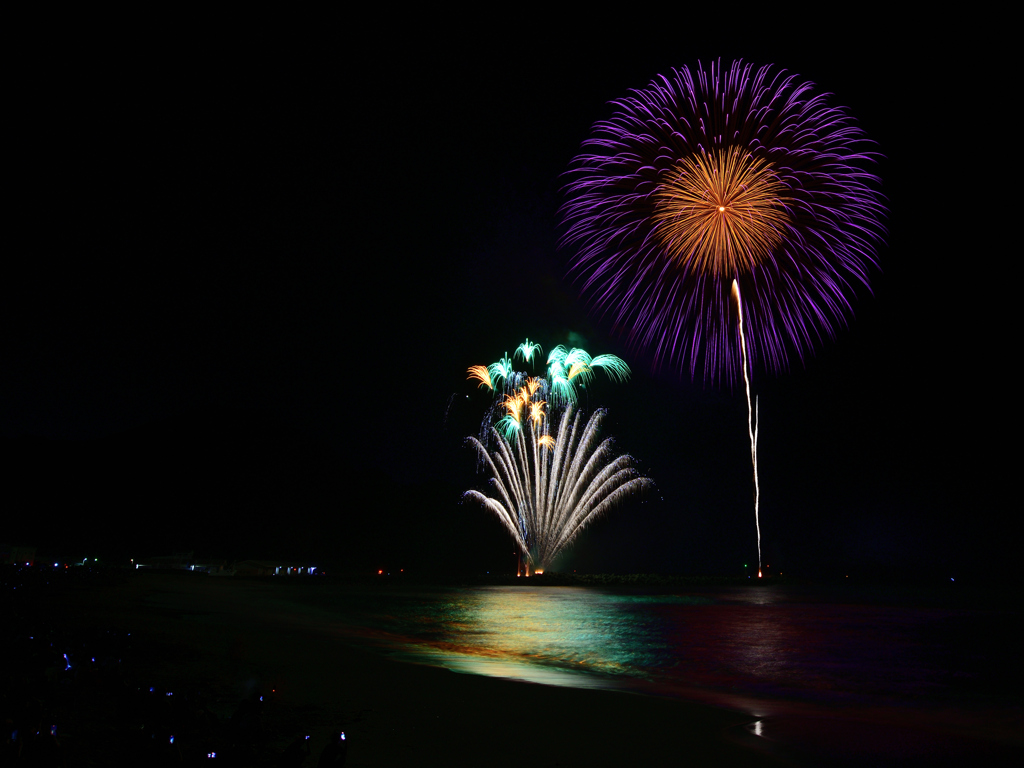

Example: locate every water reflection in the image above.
[342,582,1010,717]
[390,586,709,687]
[334,583,1021,764]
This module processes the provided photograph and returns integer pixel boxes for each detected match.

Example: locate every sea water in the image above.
[305,581,1021,764]
[317,583,1016,709]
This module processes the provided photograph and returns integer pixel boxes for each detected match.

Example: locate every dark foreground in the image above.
[3,567,1021,766]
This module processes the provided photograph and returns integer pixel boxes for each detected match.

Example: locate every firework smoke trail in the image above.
[733,280,761,575]
[465,406,653,571]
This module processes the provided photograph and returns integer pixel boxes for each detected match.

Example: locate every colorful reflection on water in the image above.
[384,586,711,689]
[306,583,1021,764]
[337,583,1018,716]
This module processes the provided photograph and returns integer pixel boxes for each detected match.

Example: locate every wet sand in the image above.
[33,572,790,766]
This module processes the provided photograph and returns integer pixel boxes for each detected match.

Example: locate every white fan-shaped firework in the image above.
[465,405,653,571]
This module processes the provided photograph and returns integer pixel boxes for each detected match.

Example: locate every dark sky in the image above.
[4,18,1009,578]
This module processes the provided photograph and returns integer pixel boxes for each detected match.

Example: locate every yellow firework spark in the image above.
[528,400,546,426]
[467,365,493,390]
[537,435,555,449]
[517,386,530,404]
[502,393,523,421]
[653,147,791,277]
[567,362,590,381]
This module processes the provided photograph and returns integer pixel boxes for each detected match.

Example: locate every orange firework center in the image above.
[653,147,791,277]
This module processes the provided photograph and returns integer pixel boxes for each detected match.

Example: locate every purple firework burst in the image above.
[560,59,887,384]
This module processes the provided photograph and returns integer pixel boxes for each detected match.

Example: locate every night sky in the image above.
[4,18,1008,579]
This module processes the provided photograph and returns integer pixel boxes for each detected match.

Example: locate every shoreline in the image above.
[7,570,1021,766]
[7,571,790,766]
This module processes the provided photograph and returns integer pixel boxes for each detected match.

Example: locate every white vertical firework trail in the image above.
[465,406,653,572]
[732,279,761,576]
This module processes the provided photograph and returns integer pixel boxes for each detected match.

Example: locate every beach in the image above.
[7,571,790,766]
[7,571,1021,766]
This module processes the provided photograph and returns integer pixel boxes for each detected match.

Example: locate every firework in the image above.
[515,339,543,364]
[561,60,886,574]
[561,59,886,382]
[467,365,493,390]
[468,340,630,432]
[465,406,653,572]
[545,345,631,407]
[465,339,646,571]
[733,279,761,570]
